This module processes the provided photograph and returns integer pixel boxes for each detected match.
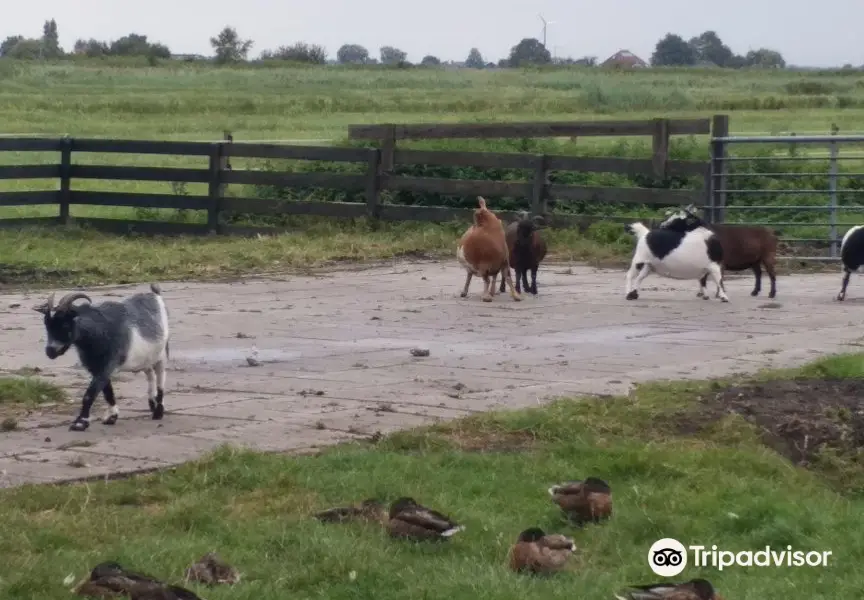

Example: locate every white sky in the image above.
[3,0,861,67]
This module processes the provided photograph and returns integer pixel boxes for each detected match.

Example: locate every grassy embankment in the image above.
[0,61,862,286]
[2,352,864,598]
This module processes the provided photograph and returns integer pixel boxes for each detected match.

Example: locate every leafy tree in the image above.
[110,34,150,56]
[688,30,733,66]
[41,19,62,57]
[148,43,171,59]
[261,42,326,64]
[3,38,43,59]
[210,26,253,64]
[744,48,786,68]
[0,36,23,57]
[650,33,696,66]
[507,38,551,67]
[73,38,109,57]
[465,47,484,68]
[420,55,440,66]
[380,45,407,65]
[336,43,369,64]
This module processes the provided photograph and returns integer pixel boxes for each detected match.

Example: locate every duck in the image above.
[385,496,464,541]
[548,477,612,525]
[614,578,724,600]
[184,551,241,585]
[508,527,576,575]
[313,498,388,525]
[74,561,203,600]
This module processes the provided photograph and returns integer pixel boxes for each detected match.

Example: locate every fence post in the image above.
[710,114,729,224]
[207,143,224,234]
[59,136,72,226]
[652,118,670,179]
[828,133,839,259]
[380,125,396,173]
[365,148,382,220]
[530,154,549,215]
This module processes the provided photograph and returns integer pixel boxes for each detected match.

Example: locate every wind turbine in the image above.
[538,14,556,49]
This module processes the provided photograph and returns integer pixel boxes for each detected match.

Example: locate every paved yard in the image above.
[0,261,862,488]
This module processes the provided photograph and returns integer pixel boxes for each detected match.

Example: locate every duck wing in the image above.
[399,505,461,533]
[614,583,692,600]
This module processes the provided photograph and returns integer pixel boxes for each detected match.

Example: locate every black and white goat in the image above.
[837,225,864,301]
[624,220,728,302]
[33,284,171,432]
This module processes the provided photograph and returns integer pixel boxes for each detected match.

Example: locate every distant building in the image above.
[171,53,207,62]
[601,49,648,69]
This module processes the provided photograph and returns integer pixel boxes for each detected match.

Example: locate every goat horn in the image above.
[32,292,55,314]
[477,196,487,210]
[55,292,92,312]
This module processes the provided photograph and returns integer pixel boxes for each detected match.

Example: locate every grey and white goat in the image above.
[33,284,171,432]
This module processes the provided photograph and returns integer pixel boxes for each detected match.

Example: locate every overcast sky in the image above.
[4,0,861,67]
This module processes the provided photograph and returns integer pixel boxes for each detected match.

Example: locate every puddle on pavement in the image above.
[173,347,302,364]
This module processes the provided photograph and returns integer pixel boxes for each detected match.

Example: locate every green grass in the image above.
[0,375,66,407]
[0,219,634,287]
[2,353,864,598]
[0,60,861,283]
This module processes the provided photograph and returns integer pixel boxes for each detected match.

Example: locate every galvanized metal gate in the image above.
[707,131,864,261]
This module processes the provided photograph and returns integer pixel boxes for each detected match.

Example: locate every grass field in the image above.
[2,352,863,599]
[0,60,863,286]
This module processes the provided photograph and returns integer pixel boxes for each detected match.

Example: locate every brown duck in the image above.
[74,561,203,600]
[548,477,612,524]
[313,498,388,525]
[614,578,724,600]
[508,527,576,575]
[386,496,464,541]
[184,552,240,585]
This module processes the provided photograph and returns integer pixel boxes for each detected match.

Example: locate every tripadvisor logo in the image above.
[648,538,832,576]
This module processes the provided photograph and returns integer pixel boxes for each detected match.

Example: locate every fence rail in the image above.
[0,116,717,236]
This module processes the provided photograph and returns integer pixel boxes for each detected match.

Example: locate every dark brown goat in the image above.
[498,212,548,295]
[660,205,779,299]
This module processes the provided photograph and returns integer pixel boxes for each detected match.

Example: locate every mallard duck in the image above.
[386,496,464,541]
[313,498,388,525]
[614,578,723,600]
[548,477,612,524]
[508,527,575,575]
[184,551,240,585]
[74,561,203,600]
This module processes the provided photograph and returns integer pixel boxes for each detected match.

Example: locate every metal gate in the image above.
[709,131,864,261]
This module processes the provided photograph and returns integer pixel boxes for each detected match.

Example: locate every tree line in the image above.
[3,21,836,71]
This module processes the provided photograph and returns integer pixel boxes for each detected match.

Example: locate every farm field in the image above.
[0,60,863,286]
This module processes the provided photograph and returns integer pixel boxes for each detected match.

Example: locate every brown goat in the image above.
[661,205,779,299]
[499,212,548,295]
[457,196,521,302]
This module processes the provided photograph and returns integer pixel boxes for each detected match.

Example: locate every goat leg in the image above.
[837,269,852,301]
[530,266,538,295]
[481,275,493,302]
[102,381,118,425]
[697,274,708,299]
[498,267,508,294]
[460,272,473,298]
[707,263,729,302]
[765,260,777,299]
[153,360,167,420]
[514,268,522,294]
[72,374,111,431]
[751,264,762,297]
[502,264,522,302]
[520,269,530,294]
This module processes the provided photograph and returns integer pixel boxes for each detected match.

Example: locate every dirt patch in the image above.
[677,379,864,467]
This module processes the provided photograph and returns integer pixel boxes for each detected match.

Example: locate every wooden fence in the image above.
[0,116,724,236]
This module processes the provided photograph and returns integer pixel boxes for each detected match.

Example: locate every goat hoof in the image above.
[103,415,118,426]
[721,297,730,303]
[459,292,468,298]
[512,294,522,302]
[837,294,845,302]
[751,290,759,297]
[69,420,89,432]
[625,290,638,300]
[151,405,165,420]
[481,295,493,303]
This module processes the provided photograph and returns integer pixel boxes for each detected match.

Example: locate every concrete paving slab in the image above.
[1,261,863,487]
